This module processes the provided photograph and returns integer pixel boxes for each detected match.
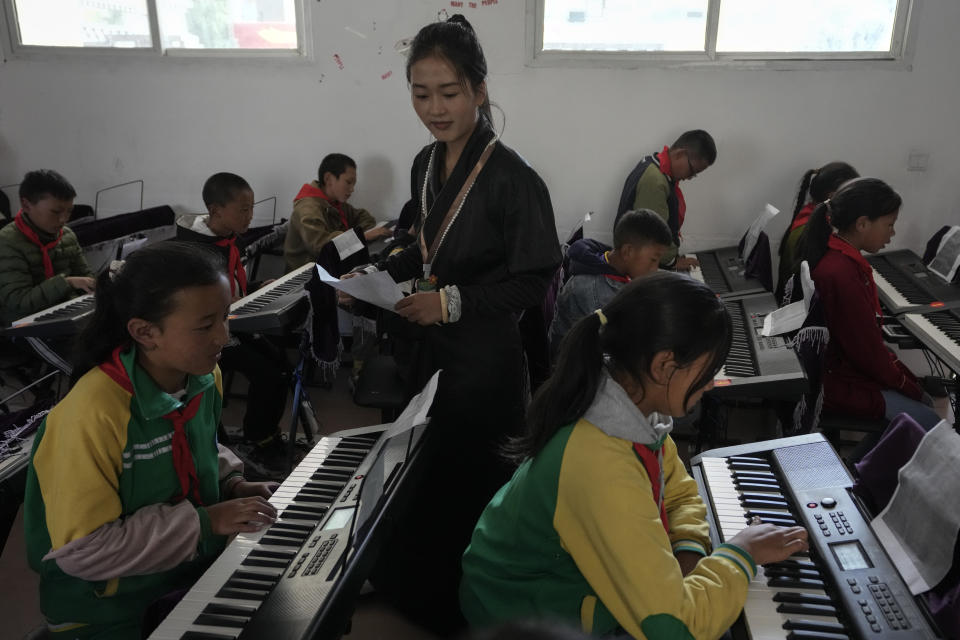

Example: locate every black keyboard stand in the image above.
[285,329,321,473]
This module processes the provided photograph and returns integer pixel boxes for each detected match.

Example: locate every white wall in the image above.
[0,0,957,254]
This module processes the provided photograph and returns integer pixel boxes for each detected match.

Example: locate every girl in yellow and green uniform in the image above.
[461,272,810,639]
[25,242,279,639]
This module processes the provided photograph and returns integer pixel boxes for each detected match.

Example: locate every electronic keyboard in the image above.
[712,293,806,400]
[150,422,429,640]
[4,294,95,338]
[899,309,960,375]
[688,246,767,299]
[228,262,314,334]
[691,434,940,639]
[867,250,960,315]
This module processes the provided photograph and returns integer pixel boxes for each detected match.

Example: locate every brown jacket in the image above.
[284,181,376,271]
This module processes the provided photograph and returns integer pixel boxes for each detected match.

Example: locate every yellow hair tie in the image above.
[594,309,608,326]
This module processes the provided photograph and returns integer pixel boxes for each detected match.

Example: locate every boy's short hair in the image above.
[672,129,717,166]
[318,153,356,183]
[614,209,673,250]
[202,172,252,208]
[19,170,77,204]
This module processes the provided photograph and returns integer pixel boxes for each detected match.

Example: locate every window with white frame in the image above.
[6,0,304,54]
[535,0,912,62]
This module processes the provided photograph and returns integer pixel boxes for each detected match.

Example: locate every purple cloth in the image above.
[853,413,929,512]
[853,413,960,638]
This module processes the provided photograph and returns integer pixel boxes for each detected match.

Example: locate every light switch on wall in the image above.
[908,152,929,172]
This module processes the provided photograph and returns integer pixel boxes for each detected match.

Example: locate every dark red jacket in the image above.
[813,247,922,418]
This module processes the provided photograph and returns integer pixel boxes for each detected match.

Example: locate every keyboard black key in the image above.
[248,548,297,560]
[180,632,237,640]
[287,503,329,515]
[226,578,277,591]
[785,632,850,640]
[217,587,268,601]
[741,498,790,509]
[269,521,314,533]
[731,470,777,479]
[231,570,278,584]
[746,515,798,527]
[783,620,847,634]
[777,602,839,617]
[735,482,785,492]
[729,461,772,471]
[202,603,257,617]
[767,559,817,571]
[774,592,834,606]
[194,613,248,628]
[740,491,786,501]
[241,557,288,569]
[768,576,826,590]
[764,566,822,579]
[260,536,304,547]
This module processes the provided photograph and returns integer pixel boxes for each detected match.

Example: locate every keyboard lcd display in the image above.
[830,540,873,571]
[323,506,356,531]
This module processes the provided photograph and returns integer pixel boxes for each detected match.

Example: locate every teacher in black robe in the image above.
[365,14,561,635]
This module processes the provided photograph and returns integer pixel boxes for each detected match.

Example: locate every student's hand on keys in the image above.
[730,522,809,566]
[66,276,96,293]
[206,496,277,535]
[675,255,700,271]
[231,480,280,499]
[396,292,442,326]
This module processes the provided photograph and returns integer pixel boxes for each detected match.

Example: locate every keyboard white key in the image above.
[872,268,911,312]
[700,457,841,640]
[149,436,352,640]
[229,261,314,313]
[901,312,960,373]
[11,293,95,327]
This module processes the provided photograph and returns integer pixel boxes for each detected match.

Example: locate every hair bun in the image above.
[447,13,476,33]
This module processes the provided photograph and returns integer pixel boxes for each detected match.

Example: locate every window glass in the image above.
[14,0,152,48]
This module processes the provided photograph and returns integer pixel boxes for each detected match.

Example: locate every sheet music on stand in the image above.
[741,203,779,263]
[870,420,960,595]
[563,211,592,249]
[928,225,960,283]
[762,260,815,336]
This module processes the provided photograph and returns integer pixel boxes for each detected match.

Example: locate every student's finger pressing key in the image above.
[207,497,277,535]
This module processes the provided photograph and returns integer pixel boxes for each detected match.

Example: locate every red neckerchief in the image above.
[828,235,882,317]
[15,210,63,279]
[790,202,817,231]
[602,251,630,283]
[633,442,669,533]
[656,146,686,232]
[213,235,248,298]
[99,347,206,505]
[165,394,205,504]
[293,183,348,230]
